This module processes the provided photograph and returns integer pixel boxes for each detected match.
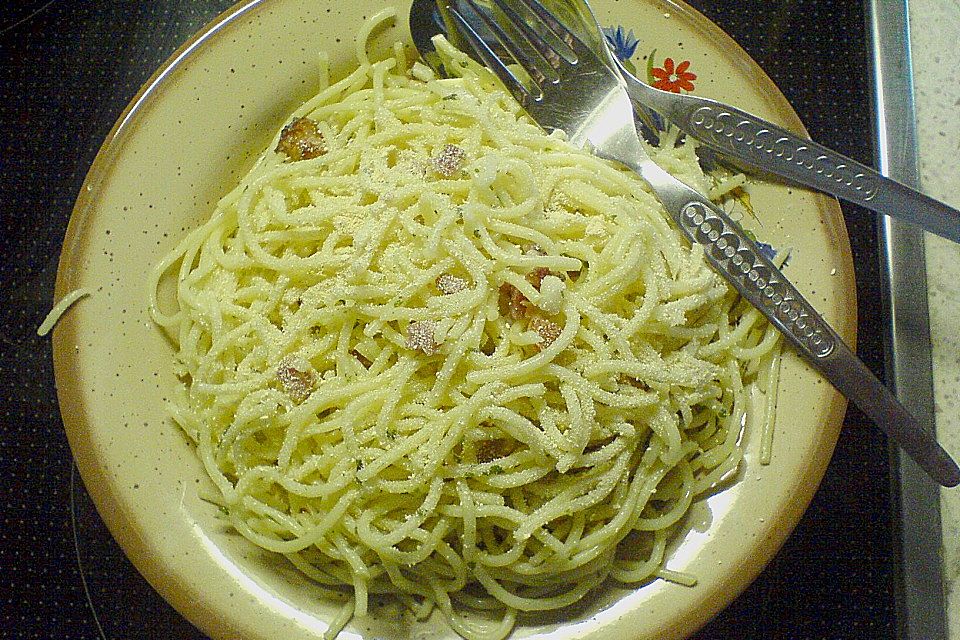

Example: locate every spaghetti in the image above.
[38,288,90,336]
[150,17,781,640]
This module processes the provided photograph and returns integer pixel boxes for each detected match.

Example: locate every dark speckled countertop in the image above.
[0,1,901,638]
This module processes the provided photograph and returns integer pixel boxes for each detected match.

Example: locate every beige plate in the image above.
[53,0,856,638]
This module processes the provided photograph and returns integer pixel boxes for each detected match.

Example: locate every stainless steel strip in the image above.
[866,0,947,638]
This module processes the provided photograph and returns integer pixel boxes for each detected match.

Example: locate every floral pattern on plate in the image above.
[603,24,776,259]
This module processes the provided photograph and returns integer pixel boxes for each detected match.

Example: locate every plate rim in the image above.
[52,0,856,638]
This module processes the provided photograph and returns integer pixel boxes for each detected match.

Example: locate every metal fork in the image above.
[446,0,960,486]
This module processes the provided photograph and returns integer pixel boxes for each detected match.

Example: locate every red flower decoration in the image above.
[650,58,697,93]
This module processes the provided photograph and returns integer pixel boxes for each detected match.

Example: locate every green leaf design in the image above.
[646,48,658,85]
[732,187,756,220]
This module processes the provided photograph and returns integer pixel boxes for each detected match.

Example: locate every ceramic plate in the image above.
[52,0,855,638]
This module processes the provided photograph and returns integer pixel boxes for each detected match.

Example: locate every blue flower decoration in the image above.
[602,25,639,62]
[755,240,780,262]
[739,229,781,263]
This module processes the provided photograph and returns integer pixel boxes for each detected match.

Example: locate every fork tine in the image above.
[484,0,566,73]
[461,0,556,90]
[447,4,534,104]
[509,0,595,61]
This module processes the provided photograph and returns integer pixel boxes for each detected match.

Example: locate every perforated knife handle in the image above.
[674,198,960,487]
[674,200,832,355]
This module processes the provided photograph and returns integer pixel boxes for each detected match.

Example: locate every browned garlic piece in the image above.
[276,355,316,402]
[436,274,468,295]
[432,144,466,177]
[528,316,562,350]
[276,117,327,161]
[406,320,439,355]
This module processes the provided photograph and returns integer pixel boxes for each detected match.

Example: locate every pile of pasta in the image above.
[150,21,780,640]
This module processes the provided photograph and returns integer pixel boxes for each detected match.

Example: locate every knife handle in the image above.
[625,74,960,244]
[672,197,960,487]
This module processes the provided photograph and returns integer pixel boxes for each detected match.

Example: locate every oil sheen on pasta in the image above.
[149,18,780,640]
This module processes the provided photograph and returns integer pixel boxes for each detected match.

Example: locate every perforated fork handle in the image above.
[642,168,960,486]
[623,72,960,244]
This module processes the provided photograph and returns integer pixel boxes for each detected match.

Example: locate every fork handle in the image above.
[629,80,960,244]
[636,165,960,486]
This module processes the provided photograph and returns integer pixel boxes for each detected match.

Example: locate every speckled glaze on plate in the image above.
[51,0,856,638]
